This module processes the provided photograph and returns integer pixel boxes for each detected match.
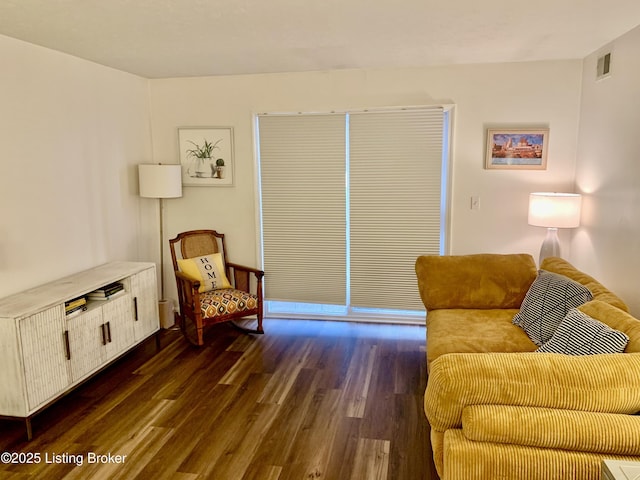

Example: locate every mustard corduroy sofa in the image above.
[415,253,640,479]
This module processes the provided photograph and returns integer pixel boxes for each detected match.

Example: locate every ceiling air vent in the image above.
[596,52,611,79]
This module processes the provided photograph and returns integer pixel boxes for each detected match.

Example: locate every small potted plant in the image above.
[185,139,221,177]
[215,158,225,179]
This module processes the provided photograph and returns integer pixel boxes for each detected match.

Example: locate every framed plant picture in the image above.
[485,128,549,170]
[178,127,234,186]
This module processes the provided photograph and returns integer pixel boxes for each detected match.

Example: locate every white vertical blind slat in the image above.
[349,109,443,310]
[258,114,347,304]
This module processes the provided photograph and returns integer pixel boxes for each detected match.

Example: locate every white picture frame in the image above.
[485,128,549,170]
[178,127,234,186]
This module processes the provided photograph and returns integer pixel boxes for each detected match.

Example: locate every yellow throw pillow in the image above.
[177,253,232,293]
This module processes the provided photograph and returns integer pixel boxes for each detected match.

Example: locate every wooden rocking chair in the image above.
[169,229,264,346]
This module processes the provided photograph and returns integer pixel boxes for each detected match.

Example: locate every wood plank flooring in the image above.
[0,319,438,480]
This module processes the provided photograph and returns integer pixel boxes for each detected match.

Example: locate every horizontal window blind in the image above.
[257,107,446,317]
[258,114,347,304]
[349,109,444,310]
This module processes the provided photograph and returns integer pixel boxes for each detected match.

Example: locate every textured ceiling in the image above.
[1,0,639,78]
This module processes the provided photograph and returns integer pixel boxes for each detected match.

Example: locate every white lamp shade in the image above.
[528,192,582,228]
[138,164,183,198]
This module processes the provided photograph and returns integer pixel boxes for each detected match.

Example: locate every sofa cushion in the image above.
[425,352,640,433]
[462,405,640,455]
[541,257,628,312]
[426,309,536,369]
[415,253,537,310]
[536,308,629,355]
[513,270,593,346]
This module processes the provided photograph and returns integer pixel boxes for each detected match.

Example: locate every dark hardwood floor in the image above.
[0,319,438,479]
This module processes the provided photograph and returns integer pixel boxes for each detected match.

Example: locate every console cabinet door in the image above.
[131,267,159,341]
[102,294,135,360]
[66,308,104,382]
[19,306,71,410]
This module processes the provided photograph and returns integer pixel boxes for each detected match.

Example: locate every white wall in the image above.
[572,25,640,314]
[0,35,157,298]
[149,61,583,305]
[3,26,637,316]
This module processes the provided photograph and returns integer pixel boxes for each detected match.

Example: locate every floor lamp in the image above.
[138,164,183,327]
[528,192,582,265]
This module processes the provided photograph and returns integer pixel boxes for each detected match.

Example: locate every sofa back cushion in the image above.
[541,257,628,312]
[415,253,537,310]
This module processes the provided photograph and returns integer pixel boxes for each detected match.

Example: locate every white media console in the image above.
[0,262,160,439]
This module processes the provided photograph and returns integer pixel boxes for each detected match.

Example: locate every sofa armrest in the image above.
[415,253,537,310]
[463,405,640,456]
[425,352,640,432]
[578,300,640,353]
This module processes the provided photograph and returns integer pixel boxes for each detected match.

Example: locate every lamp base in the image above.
[158,299,175,329]
[539,227,561,265]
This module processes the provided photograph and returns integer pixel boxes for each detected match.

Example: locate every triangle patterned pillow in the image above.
[513,270,593,346]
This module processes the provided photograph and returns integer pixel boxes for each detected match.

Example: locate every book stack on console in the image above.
[88,282,125,301]
[65,296,87,317]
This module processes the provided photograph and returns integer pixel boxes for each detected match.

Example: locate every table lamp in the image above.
[528,192,582,264]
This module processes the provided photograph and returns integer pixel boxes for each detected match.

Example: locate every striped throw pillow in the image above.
[536,308,629,355]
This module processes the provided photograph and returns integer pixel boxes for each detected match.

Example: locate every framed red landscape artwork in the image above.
[485,128,549,170]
